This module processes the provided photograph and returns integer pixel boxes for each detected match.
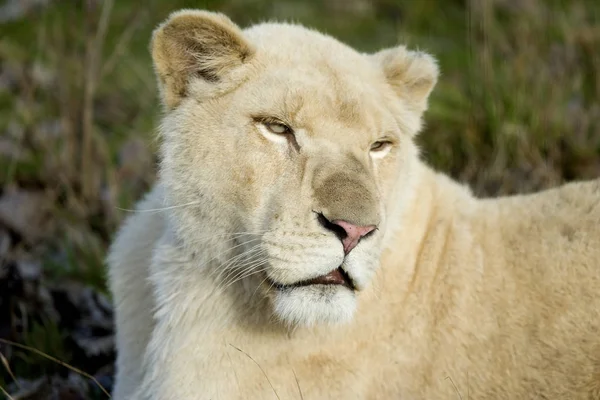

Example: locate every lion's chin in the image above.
[271,285,357,327]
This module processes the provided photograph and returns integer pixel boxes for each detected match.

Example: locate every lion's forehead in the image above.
[244,22,373,69]
[241,68,394,141]
[231,24,399,140]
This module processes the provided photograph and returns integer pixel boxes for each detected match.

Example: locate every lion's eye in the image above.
[369,140,393,159]
[265,122,292,135]
[370,141,392,152]
[255,118,300,149]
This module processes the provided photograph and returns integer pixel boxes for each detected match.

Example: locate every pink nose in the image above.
[331,220,377,254]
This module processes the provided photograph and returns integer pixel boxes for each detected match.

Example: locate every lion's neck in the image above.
[374,160,476,311]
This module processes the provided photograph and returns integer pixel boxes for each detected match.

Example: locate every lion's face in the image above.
[152,11,438,326]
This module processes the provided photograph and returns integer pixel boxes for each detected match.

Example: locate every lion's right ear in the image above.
[151,10,254,109]
[371,46,439,113]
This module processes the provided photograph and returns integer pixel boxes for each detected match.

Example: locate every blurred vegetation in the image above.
[0,0,599,397]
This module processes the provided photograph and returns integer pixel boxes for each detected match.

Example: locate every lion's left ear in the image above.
[371,46,439,111]
[151,10,254,109]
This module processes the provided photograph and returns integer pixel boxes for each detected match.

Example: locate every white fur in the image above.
[272,286,357,327]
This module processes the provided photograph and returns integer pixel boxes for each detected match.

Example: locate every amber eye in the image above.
[370,140,392,152]
[265,122,293,135]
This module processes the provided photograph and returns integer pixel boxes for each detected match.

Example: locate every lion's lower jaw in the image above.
[271,285,357,327]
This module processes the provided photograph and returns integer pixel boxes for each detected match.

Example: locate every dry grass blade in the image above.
[230,344,281,400]
[445,375,463,400]
[81,0,115,200]
[100,8,147,79]
[0,351,20,389]
[0,338,111,398]
[0,383,16,400]
[226,352,244,399]
[292,369,304,400]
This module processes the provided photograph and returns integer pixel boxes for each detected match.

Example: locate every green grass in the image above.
[0,0,599,393]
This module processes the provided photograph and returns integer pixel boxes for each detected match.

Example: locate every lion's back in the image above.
[473,178,600,398]
[492,178,600,263]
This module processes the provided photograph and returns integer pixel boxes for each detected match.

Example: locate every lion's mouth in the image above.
[269,267,355,291]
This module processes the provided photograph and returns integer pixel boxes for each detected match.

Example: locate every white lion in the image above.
[108,9,600,399]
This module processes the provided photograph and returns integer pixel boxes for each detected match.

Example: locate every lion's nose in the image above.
[333,220,377,254]
[317,213,377,254]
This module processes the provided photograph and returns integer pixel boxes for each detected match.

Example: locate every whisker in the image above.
[216,244,267,285]
[221,255,269,288]
[211,243,264,283]
[206,238,263,268]
[163,234,264,272]
[217,249,267,288]
[116,200,204,213]
[223,265,269,290]
[250,274,271,301]
[202,245,265,298]
[166,230,269,251]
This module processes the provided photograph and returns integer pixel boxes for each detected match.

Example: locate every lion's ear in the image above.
[372,46,439,111]
[151,10,254,109]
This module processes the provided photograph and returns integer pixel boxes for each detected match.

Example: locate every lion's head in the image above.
[151,10,438,326]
